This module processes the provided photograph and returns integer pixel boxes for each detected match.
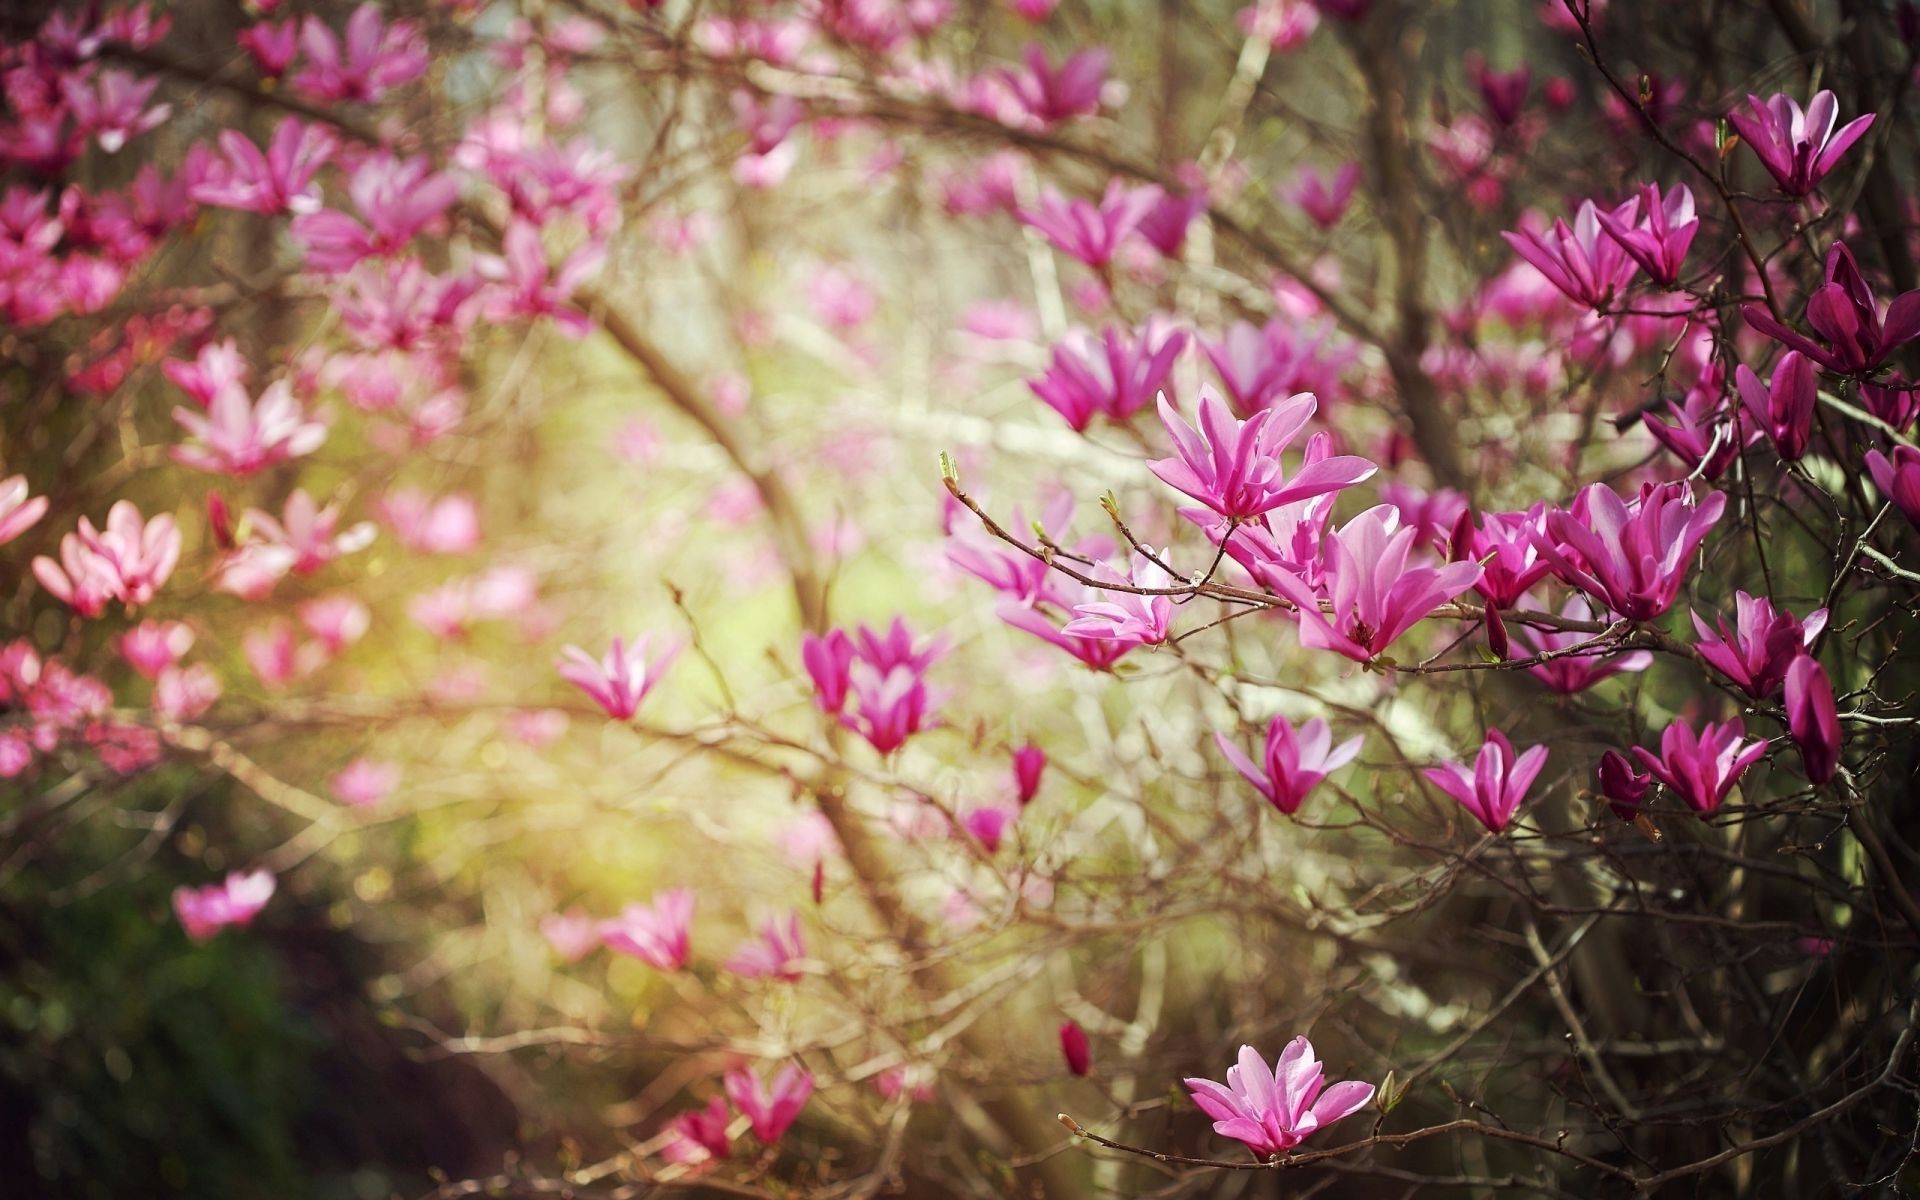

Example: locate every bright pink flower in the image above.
[1266,505,1482,663]
[191,118,336,216]
[292,3,428,103]
[1136,185,1208,258]
[241,488,377,578]
[1466,53,1530,126]
[1501,198,1641,310]
[1239,0,1321,50]
[1593,182,1697,286]
[153,664,220,722]
[1726,90,1874,196]
[1283,162,1359,229]
[802,620,944,753]
[1183,1038,1374,1158]
[1029,321,1187,430]
[1533,482,1725,621]
[726,910,806,980]
[1461,504,1555,609]
[33,501,181,617]
[1000,44,1107,126]
[660,1097,732,1166]
[172,380,327,477]
[479,221,601,337]
[1198,318,1346,415]
[1424,729,1550,832]
[998,599,1134,670]
[1518,595,1653,694]
[1784,655,1842,785]
[1012,742,1046,805]
[1743,242,1920,374]
[557,635,679,721]
[726,1065,814,1143]
[1215,715,1362,815]
[0,475,48,546]
[172,870,275,942]
[1691,591,1826,698]
[329,756,400,807]
[600,888,694,970]
[61,69,168,154]
[1736,350,1817,460]
[1018,181,1162,269]
[163,339,249,405]
[1150,387,1374,521]
[239,18,299,75]
[1595,749,1651,821]
[961,803,1018,853]
[1866,444,1920,530]
[1643,371,1755,481]
[1632,718,1770,816]
[119,620,194,679]
[291,154,459,273]
[1060,1020,1092,1075]
[1063,551,1177,646]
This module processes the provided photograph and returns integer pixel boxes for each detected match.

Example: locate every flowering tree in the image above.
[4,0,1919,1196]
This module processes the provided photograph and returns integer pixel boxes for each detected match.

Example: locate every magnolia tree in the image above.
[4,0,1919,1196]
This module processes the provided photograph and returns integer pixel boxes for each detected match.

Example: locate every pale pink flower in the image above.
[557,635,679,720]
[1184,1038,1375,1158]
[600,888,694,970]
[173,870,275,942]
[329,756,400,807]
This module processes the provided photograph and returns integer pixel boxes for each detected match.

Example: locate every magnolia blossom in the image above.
[1691,592,1826,698]
[724,1065,814,1143]
[802,620,945,753]
[1150,388,1375,521]
[1866,444,1920,530]
[1266,504,1482,663]
[1060,1020,1093,1075]
[0,474,48,546]
[1633,719,1770,816]
[540,908,601,962]
[1012,742,1046,805]
[292,2,428,104]
[661,1097,732,1167]
[1215,715,1362,815]
[1283,161,1359,229]
[1018,181,1161,269]
[1424,729,1550,833]
[557,635,679,721]
[1183,1038,1375,1158]
[1063,551,1177,647]
[1593,182,1697,286]
[1596,749,1652,820]
[172,381,328,477]
[191,119,336,215]
[726,910,807,980]
[1726,89,1874,196]
[1743,242,1920,375]
[1533,482,1725,621]
[33,502,181,617]
[173,870,275,942]
[1518,596,1653,694]
[329,757,400,807]
[1784,655,1842,785]
[1736,351,1817,460]
[1028,321,1187,429]
[119,620,194,679]
[1502,198,1641,310]
[600,888,693,970]
[999,44,1108,126]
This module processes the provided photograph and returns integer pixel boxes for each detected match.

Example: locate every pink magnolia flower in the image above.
[1183,1038,1375,1158]
[1150,388,1375,521]
[1691,591,1826,698]
[1466,53,1530,125]
[600,888,694,970]
[239,18,299,75]
[1643,374,1754,481]
[173,870,275,942]
[1063,551,1177,647]
[1240,0,1321,50]
[153,663,221,722]
[1595,749,1652,820]
[240,488,376,578]
[1533,482,1726,621]
[378,488,478,555]
[1736,350,1817,460]
[660,1097,732,1167]
[1866,444,1920,530]
[33,501,181,617]
[1200,319,1338,415]
[961,803,1018,853]
[1743,242,1920,374]
[191,118,336,216]
[164,339,249,405]
[291,154,459,273]
[1266,505,1482,663]
[557,635,679,721]
[998,599,1134,671]
[801,620,944,753]
[1424,729,1550,832]
[1632,718,1770,816]
[0,475,47,546]
[1136,185,1208,258]
[1284,161,1359,229]
[1784,655,1842,785]
[1060,1020,1093,1075]
[1018,181,1163,269]
[1593,182,1697,286]
[1000,45,1108,126]
[329,756,399,807]
[120,620,194,679]
[60,68,168,154]
[292,2,428,103]
[1012,742,1046,805]
[244,620,320,688]
[1517,595,1653,693]
[1029,321,1188,430]
[172,381,327,477]
[1501,198,1641,310]
[1726,90,1874,196]
[480,220,601,336]
[725,1065,814,1143]
[298,594,370,653]
[1215,715,1362,815]
[726,910,806,980]
[1462,505,1555,609]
